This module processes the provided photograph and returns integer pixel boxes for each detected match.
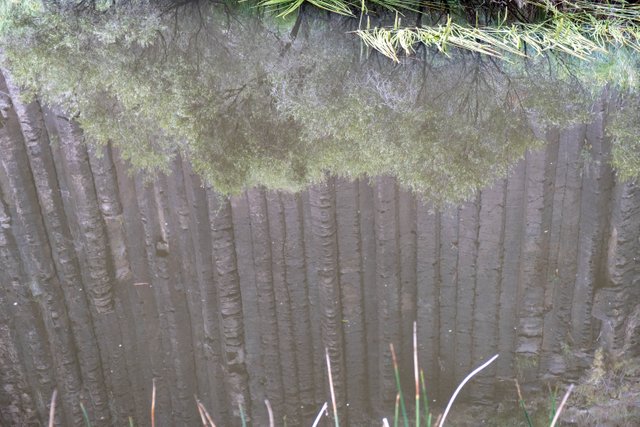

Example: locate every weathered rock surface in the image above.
[0,75,639,426]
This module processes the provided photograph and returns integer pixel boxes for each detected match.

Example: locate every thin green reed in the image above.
[79,402,92,427]
[390,343,409,427]
[414,322,420,427]
[516,379,534,427]
[420,369,432,427]
[394,393,400,427]
[239,402,247,427]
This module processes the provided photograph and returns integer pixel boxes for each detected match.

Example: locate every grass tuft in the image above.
[44,353,587,427]
[354,1,640,61]
[42,323,612,426]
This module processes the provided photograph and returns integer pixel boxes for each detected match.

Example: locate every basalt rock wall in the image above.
[1,72,639,426]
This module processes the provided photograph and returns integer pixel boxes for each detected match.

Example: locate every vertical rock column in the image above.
[281,192,316,420]
[593,181,640,357]
[359,179,379,409]
[166,158,213,416]
[231,193,262,416]
[4,71,117,425]
[247,187,284,420]
[56,118,135,423]
[540,126,584,378]
[209,195,251,421]
[0,194,40,425]
[374,176,402,405]
[398,189,417,393]
[301,190,327,407]
[571,100,615,352]
[416,199,440,400]
[470,181,506,401]
[335,178,368,422]
[266,191,301,424]
[515,144,555,385]
[453,197,479,394]
[496,162,525,381]
[437,206,459,398]
[111,150,169,425]
[309,179,347,422]
[0,75,84,426]
[148,175,199,425]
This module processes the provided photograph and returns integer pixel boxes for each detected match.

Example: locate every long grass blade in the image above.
[394,392,400,427]
[515,379,533,427]
[547,384,558,426]
[325,348,340,427]
[79,402,92,427]
[195,396,208,426]
[151,378,156,427]
[549,384,575,427]
[433,413,443,427]
[195,396,217,427]
[196,405,206,425]
[239,403,247,427]
[438,354,499,427]
[413,322,420,427]
[420,369,430,427]
[312,402,328,427]
[265,399,275,427]
[48,389,57,427]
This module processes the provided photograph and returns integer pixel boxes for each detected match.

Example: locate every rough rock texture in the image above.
[1,75,639,426]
